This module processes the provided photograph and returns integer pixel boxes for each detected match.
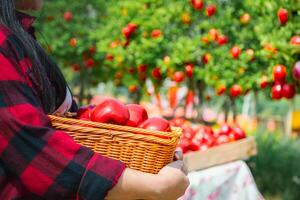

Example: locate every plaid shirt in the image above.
[0,12,126,200]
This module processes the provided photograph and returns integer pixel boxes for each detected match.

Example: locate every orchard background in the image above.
[33,1,300,198]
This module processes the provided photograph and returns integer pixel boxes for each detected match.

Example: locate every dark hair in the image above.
[0,0,67,113]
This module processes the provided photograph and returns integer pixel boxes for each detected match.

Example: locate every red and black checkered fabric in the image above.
[0,11,126,200]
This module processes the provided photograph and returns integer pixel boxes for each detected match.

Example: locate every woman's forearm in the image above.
[105,168,160,200]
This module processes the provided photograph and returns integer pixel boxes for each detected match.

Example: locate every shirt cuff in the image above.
[77,153,126,200]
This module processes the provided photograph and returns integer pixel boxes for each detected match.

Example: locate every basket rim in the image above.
[49,115,182,146]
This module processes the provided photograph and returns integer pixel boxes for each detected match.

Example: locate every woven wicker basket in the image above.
[49,115,182,174]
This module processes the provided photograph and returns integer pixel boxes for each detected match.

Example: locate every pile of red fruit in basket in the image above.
[170,118,246,154]
[76,98,171,132]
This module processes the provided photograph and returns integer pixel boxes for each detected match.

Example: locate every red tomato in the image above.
[271,84,283,100]
[230,84,242,97]
[230,45,241,59]
[282,83,296,99]
[273,64,287,83]
[217,35,228,46]
[277,8,288,25]
[126,104,148,127]
[139,117,171,132]
[206,5,216,17]
[63,11,73,21]
[172,71,185,83]
[91,98,129,125]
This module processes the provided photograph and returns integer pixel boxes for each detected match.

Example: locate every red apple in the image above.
[122,26,132,39]
[240,13,251,24]
[191,0,203,10]
[292,61,300,81]
[139,117,171,132]
[91,98,129,125]
[152,67,162,80]
[216,135,230,145]
[217,35,228,46]
[273,64,286,83]
[77,105,95,120]
[230,84,242,97]
[185,64,194,77]
[260,76,268,89]
[290,36,300,46]
[126,104,148,127]
[246,49,255,61]
[218,124,232,136]
[202,53,212,64]
[63,11,73,21]
[151,29,162,38]
[216,85,226,96]
[233,127,246,140]
[84,58,95,68]
[277,8,288,25]
[208,28,219,41]
[282,83,296,99]
[271,84,283,100]
[173,71,185,83]
[206,5,216,17]
[230,46,241,59]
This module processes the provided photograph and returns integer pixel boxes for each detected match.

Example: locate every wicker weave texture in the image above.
[49,115,182,174]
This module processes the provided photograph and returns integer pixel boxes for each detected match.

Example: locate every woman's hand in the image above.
[151,160,189,200]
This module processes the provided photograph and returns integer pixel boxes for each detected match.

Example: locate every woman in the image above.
[0,0,189,199]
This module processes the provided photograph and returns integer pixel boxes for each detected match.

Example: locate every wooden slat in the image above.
[183,137,257,172]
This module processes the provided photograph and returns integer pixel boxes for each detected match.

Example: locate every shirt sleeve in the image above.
[0,52,126,199]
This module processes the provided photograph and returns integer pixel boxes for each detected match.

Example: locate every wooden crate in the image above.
[183,137,257,172]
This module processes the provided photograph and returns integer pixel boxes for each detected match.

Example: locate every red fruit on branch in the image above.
[172,71,185,83]
[282,84,296,99]
[105,54,114,61]
[191,0,203,10]
[139,117,171,132]
[63,11,73,21]
[246,48,255,61]
[152,67,162,80]
[273,64,286,83]
[230,84,242,97]
[77,105,95,120]
[271,84,283,100]
[151,29,162,38]
[71,63,80,72]
[126,104,148,127]
[89,46,96,54]
[292,61,300,81]
[277,8,288,25]
[138,64,147,73]
[259,76,268,89]
[84,58,95,68]
[290,36,300,46]
[128,85,138,93]
[230,45,241,59]
[122,26,132,39]
[208,28,219,41]
[202,53,212,64]
[69,38,77,47]
[217,35,228,46]
[91,98,129,125]
[127,22,138,32]
[206,5,216,17]
[240,13,251,24]
[216,85,226,96]
[185,64,194,77]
